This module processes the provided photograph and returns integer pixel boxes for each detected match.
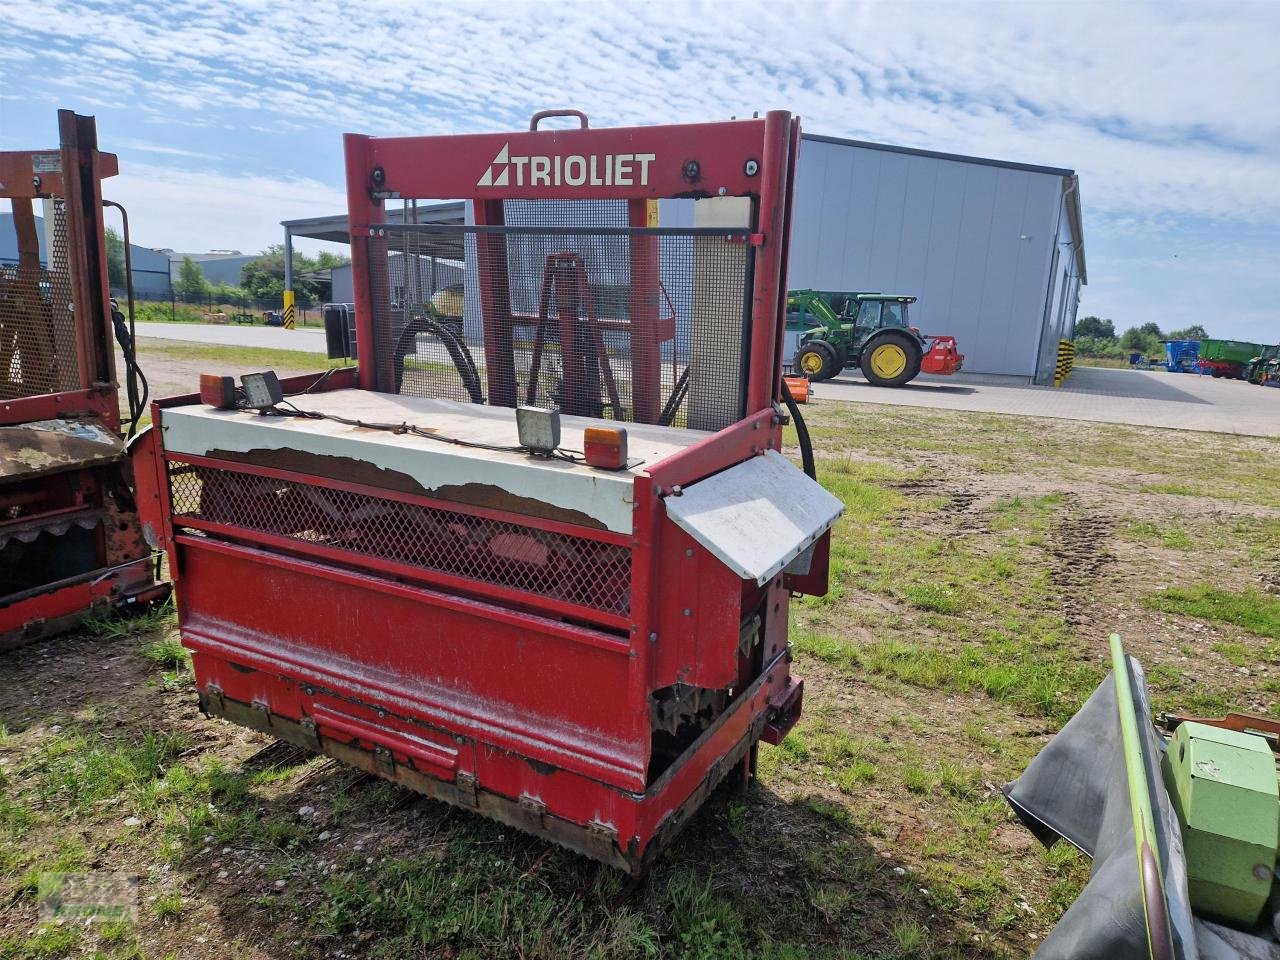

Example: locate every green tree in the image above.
[1119,326,1160,355]
[1167,324,1209,341]
[175,256,211,299]
[240,245,332,302]
[1074,315,1115,340]
[105,227,126,289]
[1138,321,1164,339]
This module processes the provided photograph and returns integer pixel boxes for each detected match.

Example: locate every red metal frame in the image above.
[1,111,166,648]
[146,111,832,872]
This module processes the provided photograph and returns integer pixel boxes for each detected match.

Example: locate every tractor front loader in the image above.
[788,289,962,388]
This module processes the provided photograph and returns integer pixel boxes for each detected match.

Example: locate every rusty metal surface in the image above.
[0,418,123,482]
[0,504,102,552]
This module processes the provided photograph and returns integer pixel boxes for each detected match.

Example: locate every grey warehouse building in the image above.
[294,131,1084,386]
[789,134,1085,385]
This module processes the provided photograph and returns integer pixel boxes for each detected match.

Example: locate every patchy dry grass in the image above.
[1,399,1276,959]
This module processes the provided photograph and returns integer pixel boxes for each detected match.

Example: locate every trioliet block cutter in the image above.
[132,109,840,871]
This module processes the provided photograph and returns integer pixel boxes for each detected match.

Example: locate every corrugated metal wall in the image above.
[787,137,1071,381]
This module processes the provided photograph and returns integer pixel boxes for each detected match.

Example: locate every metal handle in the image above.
[529,109,589,131]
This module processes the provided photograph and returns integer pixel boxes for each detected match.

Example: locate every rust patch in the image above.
[0,418,123,482]
[204,447,608,530]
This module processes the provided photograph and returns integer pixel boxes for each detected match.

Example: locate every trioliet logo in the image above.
[477,143,657,188]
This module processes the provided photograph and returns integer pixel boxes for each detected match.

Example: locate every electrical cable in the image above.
[270,399,587,463]
[782,379,816,480]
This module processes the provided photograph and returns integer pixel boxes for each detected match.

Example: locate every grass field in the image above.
[1,397,1277,959]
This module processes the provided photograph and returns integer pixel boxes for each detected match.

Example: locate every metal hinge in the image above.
[455,771,479,807]
[518,795,547,829]
[373,745,395,777]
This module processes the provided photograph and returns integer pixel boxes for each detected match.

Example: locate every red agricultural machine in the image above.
[1,111,167,650]
[132,109,840,871]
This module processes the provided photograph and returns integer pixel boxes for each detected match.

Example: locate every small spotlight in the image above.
[240,371,284,410]
[516,406,561,456]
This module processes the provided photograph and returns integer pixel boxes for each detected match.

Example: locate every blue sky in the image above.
[2,0,1277,342]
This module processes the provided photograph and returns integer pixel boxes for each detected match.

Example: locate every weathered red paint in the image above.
[0,111,165,649]
[151,111,831,871]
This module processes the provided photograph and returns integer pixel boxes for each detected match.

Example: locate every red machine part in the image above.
[919,335,964,376]
[142,111,827,872]
[0,111,168,649]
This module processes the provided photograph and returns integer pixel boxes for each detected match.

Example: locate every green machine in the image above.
[787,290,963,388]
[1199,338,1268,380]
[1244,344,1280,385]
[1008,636,1280,959]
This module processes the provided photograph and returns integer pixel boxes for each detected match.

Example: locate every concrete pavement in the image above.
[135,321,327,352]
[814,365,1280,438]
[136,323,1279,438]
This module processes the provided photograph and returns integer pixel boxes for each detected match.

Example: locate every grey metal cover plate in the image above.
[664,450,843,585]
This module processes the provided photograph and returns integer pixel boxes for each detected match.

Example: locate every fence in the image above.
[110,287,326,327]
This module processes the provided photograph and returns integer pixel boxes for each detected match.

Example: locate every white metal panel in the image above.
[664,450,843,586]
[161,391,708,534]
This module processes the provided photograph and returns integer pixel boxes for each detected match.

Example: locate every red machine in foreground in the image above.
[1,111,167,650]
[134,110,839,871]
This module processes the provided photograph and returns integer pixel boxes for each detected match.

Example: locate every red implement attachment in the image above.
[920,335,964,376]
[143,110,838,873]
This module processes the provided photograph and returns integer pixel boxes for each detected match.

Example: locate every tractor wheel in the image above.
[795,341,839,382]
[860,331,922,387]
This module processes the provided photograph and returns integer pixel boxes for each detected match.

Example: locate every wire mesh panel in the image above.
[0,199,81,400]
[168,461,632,618]
[366,220,752,432]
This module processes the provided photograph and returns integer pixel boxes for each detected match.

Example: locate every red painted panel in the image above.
[354,118,770,205]
[177,536,650,791]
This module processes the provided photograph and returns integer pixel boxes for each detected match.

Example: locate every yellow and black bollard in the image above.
[1053,339,1076,386]
[283,290,296,330]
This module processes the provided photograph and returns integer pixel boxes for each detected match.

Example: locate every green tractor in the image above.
[788,289,962,388]
[1244,343,1280,385]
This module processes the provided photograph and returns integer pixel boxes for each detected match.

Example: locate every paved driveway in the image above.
[815,365,1280,437]
[135,321,327,352]
[137,323,1278,438]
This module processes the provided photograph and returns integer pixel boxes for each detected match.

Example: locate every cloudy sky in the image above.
[2,0,1277,341]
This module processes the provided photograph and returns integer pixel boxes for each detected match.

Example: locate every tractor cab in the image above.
[845,294,916,338]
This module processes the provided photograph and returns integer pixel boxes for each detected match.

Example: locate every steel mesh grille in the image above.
[367,215,751,432]
[168,462,632,616]
[1,200,81,400]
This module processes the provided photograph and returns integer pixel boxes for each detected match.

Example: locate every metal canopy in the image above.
[281,202,465,246]
[281,202,466,290]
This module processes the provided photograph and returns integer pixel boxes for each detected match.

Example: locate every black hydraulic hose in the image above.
[103,200,147,437]
[782,380,816,481]
[393,315,484,403]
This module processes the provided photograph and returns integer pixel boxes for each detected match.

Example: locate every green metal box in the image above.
[1162,721,1278,926]
[1199,339,1267,365]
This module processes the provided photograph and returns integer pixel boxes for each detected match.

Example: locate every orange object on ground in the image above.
[783,376,810,403]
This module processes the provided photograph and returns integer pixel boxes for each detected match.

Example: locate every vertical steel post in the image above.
[628,199,660,423]
[344,134,381,391]
[744,111,795,414]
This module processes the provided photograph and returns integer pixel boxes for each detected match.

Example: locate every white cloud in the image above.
[4,0,1278,338]
[99,163,348,254]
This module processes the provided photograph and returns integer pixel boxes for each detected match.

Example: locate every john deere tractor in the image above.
[789,289,962,387]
